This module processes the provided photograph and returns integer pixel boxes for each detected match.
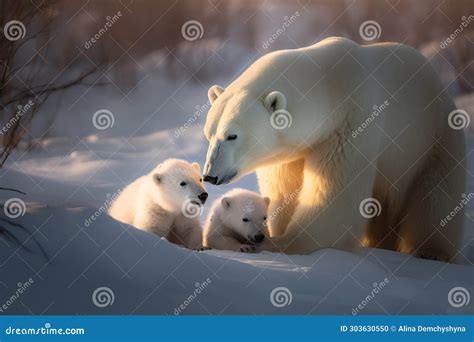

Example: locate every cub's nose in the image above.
[198,192,208,204]
[254,234,265,243]
[203,175,218,185]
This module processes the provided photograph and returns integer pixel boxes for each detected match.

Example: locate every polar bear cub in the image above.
[108,159,208,249]
[203,188,270,252]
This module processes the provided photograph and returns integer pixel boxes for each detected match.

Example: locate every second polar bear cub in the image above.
[108,159,208,249]
[203,188,270,252]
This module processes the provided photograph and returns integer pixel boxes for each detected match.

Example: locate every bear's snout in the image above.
[198,192,208,204]
[254,234,265,243]
[203,175,218,185]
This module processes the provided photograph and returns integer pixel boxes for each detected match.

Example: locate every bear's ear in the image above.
[263,197,270,207]
[191,162,200,173]
[263,91,287,113]
[208,85,225,104]
[153,173,162,185]
[221,197,231,209]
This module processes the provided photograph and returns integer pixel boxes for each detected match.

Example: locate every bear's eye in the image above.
[263,217,267,221]
[226,134,238,141]
[242,218,249,222]
[199,178,202,182]
[180,181,187,187]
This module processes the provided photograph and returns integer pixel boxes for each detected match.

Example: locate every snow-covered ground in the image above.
[0,71,472,315]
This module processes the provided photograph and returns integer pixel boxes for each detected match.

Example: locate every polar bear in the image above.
[108,159,208,249]
[202,37,466,261]
[202,188,270,252]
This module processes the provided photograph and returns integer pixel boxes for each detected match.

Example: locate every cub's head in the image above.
[203,85,295,185]
[150,159,208,214]
[218,189,270,245]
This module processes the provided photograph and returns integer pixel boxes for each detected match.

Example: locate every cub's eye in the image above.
[199,178,203,182]
[263,217,267,221]
[226,134,238,141]
[180,181,187,187]
[242,218,249,222]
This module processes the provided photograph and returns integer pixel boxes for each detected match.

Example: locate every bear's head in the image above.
[203,85,298,185]
[218,189,270,245]
[150,159,208,214]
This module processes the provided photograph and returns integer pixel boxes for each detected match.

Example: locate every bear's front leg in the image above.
[133,210,173,238]
[257,159,304,237]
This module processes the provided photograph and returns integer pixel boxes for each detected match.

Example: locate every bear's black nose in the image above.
[254,234,265,243]
[203,175,218,185]
[198,192,208,204]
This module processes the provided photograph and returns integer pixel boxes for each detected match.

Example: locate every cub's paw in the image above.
[239,245,256,253]
[196,246,212,252]
[415,249,450,262]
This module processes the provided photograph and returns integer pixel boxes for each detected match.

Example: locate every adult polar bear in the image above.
[203,37,466,261]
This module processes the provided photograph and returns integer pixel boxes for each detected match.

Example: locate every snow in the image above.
[0,75,473,315]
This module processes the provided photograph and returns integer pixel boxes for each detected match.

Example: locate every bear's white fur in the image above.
[203,37,466,261]
[108,159,207,249]
[203,188,270,252]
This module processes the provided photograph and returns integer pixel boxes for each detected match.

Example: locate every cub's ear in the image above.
[221,197,231,209]
[191,162,200,173]
[263,91,287,113]
[208,85,225,104]
[263,197,270,207]
[153,173,162,185]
